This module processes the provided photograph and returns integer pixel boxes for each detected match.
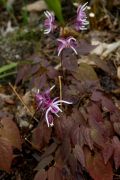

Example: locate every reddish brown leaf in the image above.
[102,142,114,164]
[85,148,113,180]
[32,122,52,150]
[34,169,47,180]
[62,49,78,71]
[91,90,103,102]
[113,122,120,135]
[83,128,93,150]
[77,40,97,55]
[68,153,77,175]
[61,137,71,162]
[73,145,85,167]
[71,125,85,147]
[101,96,116,113]
[48,167,55,180]
[15,64,31,85]
[39,143,58,161]
[73,63,98,81]
[0,117,21,149]
[112,136,120,169]
[90,128,105,148]
[87,103,103,122]
[0,137,13,172]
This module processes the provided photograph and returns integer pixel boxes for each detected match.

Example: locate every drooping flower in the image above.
[75,2,89,31]
[35,85,72,127]
[44,11,56,34]
[57,36,77,56]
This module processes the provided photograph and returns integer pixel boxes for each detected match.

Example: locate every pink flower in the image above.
[75,2,89,31]
[44,11,56,34]
[57,36,77,56]
[35,85,72,127]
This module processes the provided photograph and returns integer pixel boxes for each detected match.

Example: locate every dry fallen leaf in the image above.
[23,0,47,12]
[117,66,120,79]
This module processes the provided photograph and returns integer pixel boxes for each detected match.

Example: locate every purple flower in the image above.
[44,11,56,34]
[75,2,89,31]
[35,85,72,127]
[57,36,77,56]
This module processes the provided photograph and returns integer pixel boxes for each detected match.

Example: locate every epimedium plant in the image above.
[1,0,120,180]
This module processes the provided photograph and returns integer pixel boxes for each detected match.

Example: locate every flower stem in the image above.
[58,76,62,108]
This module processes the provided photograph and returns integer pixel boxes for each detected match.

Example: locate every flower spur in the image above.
[57,36,78,56]
[75,2,89,31]
[35,86,72,127]
[44,11,56,34]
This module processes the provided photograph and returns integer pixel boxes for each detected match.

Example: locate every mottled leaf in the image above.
[113,122,120,135]
[39,143,58,161]
[0,137,13,172]
[61,137,71,162]
[112,136,120,169]
[73,145,85,167]
[83,128,93,150]
[85,148,113,180]
[34,155,53,170]
[62,49,78,71]
[73,63,98,81]
[102,142,114,164]
[90,128,105,148]
[77,40,97,55]
[87,103,103,122]
[0,117,21,149]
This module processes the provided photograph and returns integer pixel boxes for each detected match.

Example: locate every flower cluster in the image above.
[43,2,89,56]
[35,86,72,127]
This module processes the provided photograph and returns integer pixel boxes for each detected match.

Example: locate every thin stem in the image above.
[58,76,62,108]
[9,83,38,123]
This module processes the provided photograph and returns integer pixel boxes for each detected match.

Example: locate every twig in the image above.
[9,83,38,122]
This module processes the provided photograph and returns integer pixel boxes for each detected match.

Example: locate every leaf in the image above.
[87,103,103,122]
[73,63,98,81]
[0,137,13,172]
[47,166,62,180]
[34,169,47,180]
[71,125,85,147]
[34,155,53,170]
[113,122,120,135]
[90,128,105,148]
[61,137,71,162]
[101,96,116,113]
[0,62,17,74]
[15,64,31,84]
[91,90,103,102]
[44,0,64,24]
[62,49,78,71]
[47,167,56,180]
[0,117,21,149]
[85,148,113,180]
[32,122,52,150]
[73,145,85,167]
[39,143,58,161]
[112,136,120,169]
[77,40,97,55]
[102,142,114,164]
[83,128,93,150]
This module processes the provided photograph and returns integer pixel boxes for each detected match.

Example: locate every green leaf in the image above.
[44,0,64,24]
[0,62,17,74]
